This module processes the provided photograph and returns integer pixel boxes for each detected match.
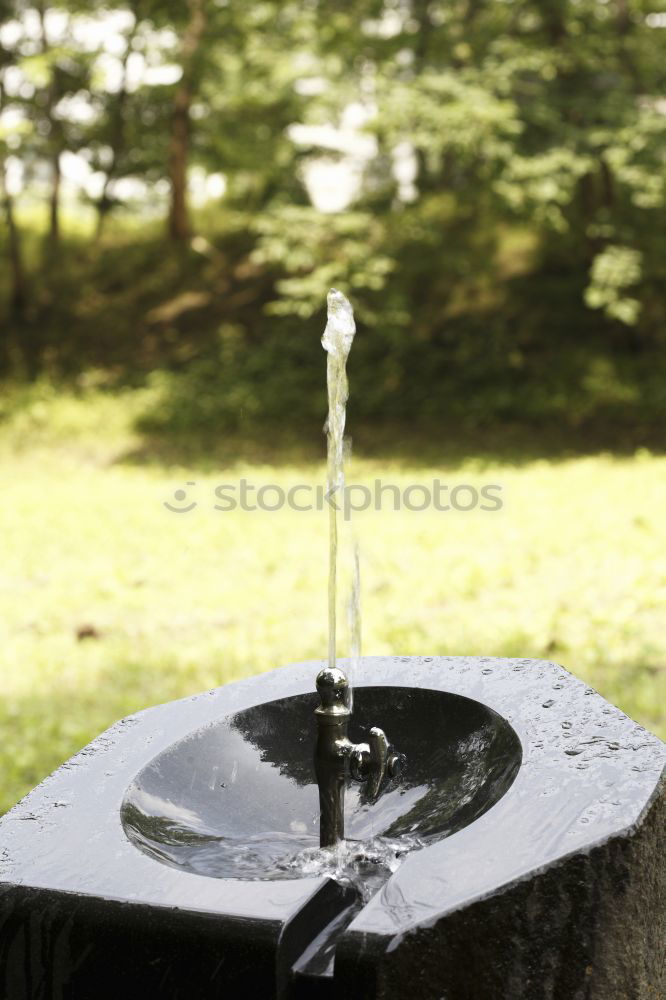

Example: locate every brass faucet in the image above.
[314,667,405,848]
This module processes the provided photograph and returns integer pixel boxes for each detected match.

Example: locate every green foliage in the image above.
[1,0,666,409]
[585,245,643,325]
[252,206,395,319]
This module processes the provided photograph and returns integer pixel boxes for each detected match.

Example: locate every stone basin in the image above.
[121,686,522,881]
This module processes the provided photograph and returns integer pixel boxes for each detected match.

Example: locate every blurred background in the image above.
[1,0,665,814]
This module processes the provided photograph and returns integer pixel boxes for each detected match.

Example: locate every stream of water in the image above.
[322,289,358,682]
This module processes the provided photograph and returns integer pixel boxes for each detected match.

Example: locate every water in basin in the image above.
[121,686,521,887]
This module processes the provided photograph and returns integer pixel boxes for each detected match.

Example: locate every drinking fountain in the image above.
[0,655,663,999]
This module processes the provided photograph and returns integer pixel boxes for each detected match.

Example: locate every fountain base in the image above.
[0,656,663,999]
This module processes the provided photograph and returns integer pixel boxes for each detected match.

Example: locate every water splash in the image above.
[322,289,356,672]
[282,834,424,902]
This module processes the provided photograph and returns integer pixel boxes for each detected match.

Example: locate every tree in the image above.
[3,2,94,259]
[0,73,27,324]
[166,0,205,241]
[90,9,139,239]
[261,0,666,336]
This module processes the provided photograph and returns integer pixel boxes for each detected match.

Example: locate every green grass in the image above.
[0,385,664,815]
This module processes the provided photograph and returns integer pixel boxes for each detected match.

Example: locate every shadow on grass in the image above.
[115,416,666,472]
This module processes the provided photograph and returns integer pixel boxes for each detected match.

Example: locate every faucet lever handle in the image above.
[362,726,389,800]
[369,727,389,775]
[351,726,405,793]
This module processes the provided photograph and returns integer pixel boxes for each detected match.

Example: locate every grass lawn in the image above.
[1,385,664,816]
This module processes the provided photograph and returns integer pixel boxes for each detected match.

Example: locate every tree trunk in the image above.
[36,1,61,257]
[167,0,206,242]
[95,15,138,242]
[94,187,111,241]
[48,150,61,249]
[0,156,27,320]
[0,77,27,325]
[168,84,192,241]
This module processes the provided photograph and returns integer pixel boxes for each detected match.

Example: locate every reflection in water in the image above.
[121,687,521,885]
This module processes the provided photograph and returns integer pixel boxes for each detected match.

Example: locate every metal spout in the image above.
[314,667,406,848]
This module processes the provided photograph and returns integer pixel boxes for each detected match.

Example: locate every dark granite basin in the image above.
[121,687,522,880]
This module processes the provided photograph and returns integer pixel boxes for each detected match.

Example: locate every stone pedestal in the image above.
[0,657,663,998]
